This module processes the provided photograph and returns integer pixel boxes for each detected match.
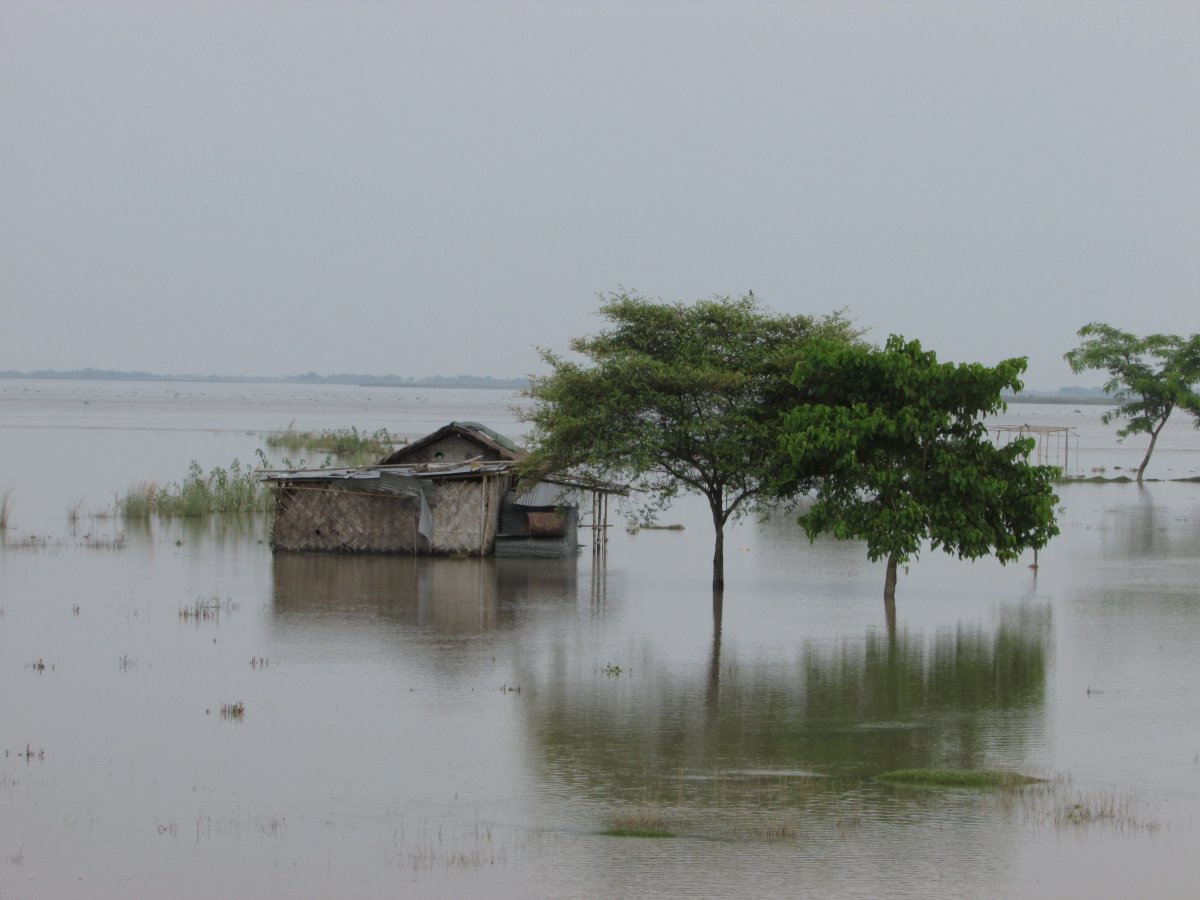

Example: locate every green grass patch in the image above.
[602,809,678,838]
[120,457,273,519]
[876,769,1043,788]
[265,426,402,465]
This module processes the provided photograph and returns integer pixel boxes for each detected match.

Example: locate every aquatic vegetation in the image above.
[394,815,513,871]
[1014,776,1162,832]
[602,809,676,838]
[120,458,272,519]
[601,827,677,838]
[251,813,286,837]
[66,496,85,526]
[82,532,127,550]
[179,596,238,623]
[1,533,49,549]
[180,599,220,623]
[877,769,1044,788]
[265,425,402,465]
[154,819,178,837]
[746,819,796,840]
[219,701,245,720]
[0,532,126,551]
[0,488,11,529]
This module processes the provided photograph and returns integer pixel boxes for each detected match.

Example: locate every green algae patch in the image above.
[876,769,1043,788]
[601,828,677,838]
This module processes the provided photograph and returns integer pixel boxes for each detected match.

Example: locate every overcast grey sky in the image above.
[2,1,1196,389]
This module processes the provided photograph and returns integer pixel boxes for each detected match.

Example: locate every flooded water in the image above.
[1,380,1199,899]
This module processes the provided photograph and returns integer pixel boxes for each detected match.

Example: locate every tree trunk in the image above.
[1137,420,1167,482]
[883,552,898,628]
[710,501,726,589]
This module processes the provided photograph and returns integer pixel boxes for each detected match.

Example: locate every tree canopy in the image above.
[779,336,1060,613]
[1064,323,1200,481]
[520,291,858,588]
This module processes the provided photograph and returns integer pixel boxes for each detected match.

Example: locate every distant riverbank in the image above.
[0,368,529,390]
[1007,393,1111,405]
[3,368,1111,401]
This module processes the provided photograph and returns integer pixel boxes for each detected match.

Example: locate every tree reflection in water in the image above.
[525,594,1050,806]
[270,552,1051,820]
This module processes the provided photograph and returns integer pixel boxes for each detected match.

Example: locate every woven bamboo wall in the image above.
[430,475,510,555]
[271,474,513,556]
[271,485,419,553]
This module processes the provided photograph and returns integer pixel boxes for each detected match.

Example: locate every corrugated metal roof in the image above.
[261,467,381,483]
[260,457,630,496]
[512,481,579,508]
[260,459,516,483]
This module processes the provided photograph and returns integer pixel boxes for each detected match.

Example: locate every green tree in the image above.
[1064,323,1200,482]
[520,291,858,588]
[779,336,1059,617]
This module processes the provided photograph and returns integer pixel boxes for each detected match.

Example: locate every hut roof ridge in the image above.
[378,421,527,465]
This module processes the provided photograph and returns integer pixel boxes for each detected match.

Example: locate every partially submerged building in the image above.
[264,422,616,558]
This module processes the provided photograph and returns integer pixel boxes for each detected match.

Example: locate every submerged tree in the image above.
[779,336,1059,617]
[1064,323,1200,482]
[520,291,858,588]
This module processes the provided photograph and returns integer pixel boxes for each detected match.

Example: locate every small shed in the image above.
[264,422,619,558]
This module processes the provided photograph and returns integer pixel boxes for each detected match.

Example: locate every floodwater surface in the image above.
[1,381,1199,899]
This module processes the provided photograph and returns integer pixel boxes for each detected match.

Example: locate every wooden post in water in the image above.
[591,490,601,555]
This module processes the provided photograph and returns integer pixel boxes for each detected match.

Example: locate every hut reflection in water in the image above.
[271,553,579,634]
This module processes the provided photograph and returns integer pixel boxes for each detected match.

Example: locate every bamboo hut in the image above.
[264,422,619,558]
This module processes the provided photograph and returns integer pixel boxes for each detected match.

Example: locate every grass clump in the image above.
[265,425,402,465]
[601,826,677,838]
[601,809,677,838]
[120,457,272,519]
[877,769,1043,788]
[1016,775,1162,832]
